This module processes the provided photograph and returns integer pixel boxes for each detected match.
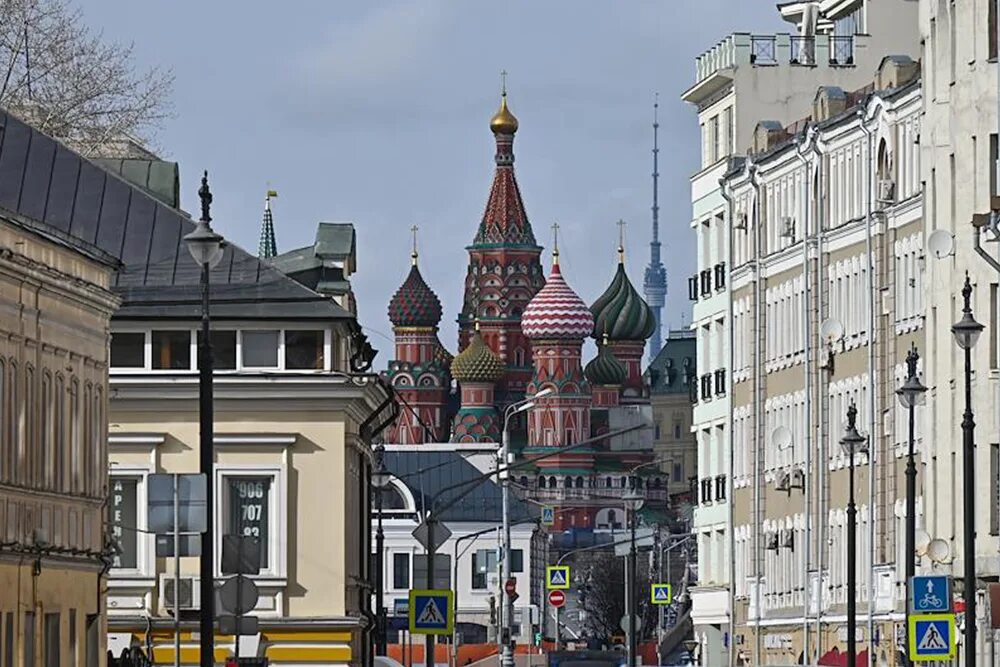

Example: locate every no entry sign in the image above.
[548,590,566,608]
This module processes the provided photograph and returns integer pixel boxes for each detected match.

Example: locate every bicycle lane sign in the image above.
[909,575,951,614]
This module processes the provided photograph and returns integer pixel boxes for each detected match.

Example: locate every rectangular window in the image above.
[241,330,279,368]
[511,549,524,573]
[85,614,99,667]
[109,477,138,569]
[199,330,237,370]
[110,332,145,368]
[227,477,271,569]
[4,613,13,667]
[23,612,34,667]
[284,330,325,370]
[151,330,191,370]
[991,0,998,61]
[992,444,999,536]
[991,134,998,198]
[413,554,451,589]
[44,613,59,667]
[472,549,498,589]
[992,284,998,370]
[393,553,410,589]
[68,610,76,666]
[673,463,683,482]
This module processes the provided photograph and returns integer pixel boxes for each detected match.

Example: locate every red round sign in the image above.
[504,578,517,595]
[548,590,566,608]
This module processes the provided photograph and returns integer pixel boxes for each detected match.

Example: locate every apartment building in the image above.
[920,1,1000,663]
[647,330,698,500]
[682,2,919,662]
[725,59,923,665]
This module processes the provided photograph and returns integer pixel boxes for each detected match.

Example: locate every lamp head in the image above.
[895,343,927,408]
[839,402,868,457]
[371,445,392,489]
[184,171,225,268]
[952,274,984,350]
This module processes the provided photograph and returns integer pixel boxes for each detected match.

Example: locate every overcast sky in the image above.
[85,1,781,356]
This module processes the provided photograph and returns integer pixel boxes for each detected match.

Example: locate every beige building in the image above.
[0,110,121,665]
[724,59,923,665]
[647,329,698,499]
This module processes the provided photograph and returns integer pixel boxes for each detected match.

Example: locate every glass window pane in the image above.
[413,554,450,589]
[285,330,324,370]
[198,330,236,370]
[511,549,523,573]
[242,331,279,368]
[393,553,410,589]
[227,477,271,569]
[110,333,144,368]
[151,331,191,370]
[44,613,59,667]
[109,478,138,568]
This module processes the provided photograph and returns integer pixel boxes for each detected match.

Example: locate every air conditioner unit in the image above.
[734,212,748,230]
[780,217,795,240]
[159,575,201,612]
[877,178,896,203]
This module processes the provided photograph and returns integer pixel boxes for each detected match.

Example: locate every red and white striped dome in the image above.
[522,263,594,340]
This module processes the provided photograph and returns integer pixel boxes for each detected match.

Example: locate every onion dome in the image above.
[585,338,627,386]
[490,92,519,135]
[451,330,505,383]
[388,257,442,329]
[591,261,656,341]
[522,258,594,340]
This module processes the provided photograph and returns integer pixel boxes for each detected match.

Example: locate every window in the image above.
[44,613,59,667]
[991,444,999,536]
[109,477,138,569]
[991,0,998,61]
[511,549,524,573]
[200,330,237,370]
[227,477,271,569]
[68,610,76,665]
[152,330,191,370]
[673,463,683,482]
[242,330,279,368]
[110,332,144,368]
[55,376,65,491]
[285,330,325,370]
[393,553,410,589]
[673,423,682,439]
[4,613,12,667]
[472,549,498,589]
[23,612,33,667]
[413,554,450,589]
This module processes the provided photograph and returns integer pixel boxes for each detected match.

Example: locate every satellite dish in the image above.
[819,318,845,344]
[771,426,793,450]
[928,229,955,259]
[927,538,951,563]
[915,530,931,556]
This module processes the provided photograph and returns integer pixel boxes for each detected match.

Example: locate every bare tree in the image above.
[0,0,173,156]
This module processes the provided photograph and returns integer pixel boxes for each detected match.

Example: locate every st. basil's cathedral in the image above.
[382,91,666,532]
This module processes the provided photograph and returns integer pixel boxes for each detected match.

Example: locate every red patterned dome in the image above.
[388,264,442,328]
[522,262,594,339]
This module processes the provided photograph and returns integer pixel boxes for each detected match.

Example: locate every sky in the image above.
[82,0,781,357]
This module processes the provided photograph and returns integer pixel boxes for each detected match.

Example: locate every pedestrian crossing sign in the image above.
[908,613,956,661]
[409,589,454,635]
[651,583,672,605]
[546,565,570,590]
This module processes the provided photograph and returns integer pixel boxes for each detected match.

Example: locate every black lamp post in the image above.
[951,274,984,667]
[840,402,868,667]
[184,172,225,667]
[371,446,392,656]
[896,342,927,665]
[623,478,645,667]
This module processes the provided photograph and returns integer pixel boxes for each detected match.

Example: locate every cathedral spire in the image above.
[258,188,278,259]
[643,95,667,361]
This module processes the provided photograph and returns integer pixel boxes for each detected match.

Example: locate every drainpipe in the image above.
[720,173,736,667]
[858,105,877,667]
[749,161,763,667]
[794,129,814,665]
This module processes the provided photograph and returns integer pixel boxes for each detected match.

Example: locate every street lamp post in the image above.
[896,343,927,665]
[840,402,868,667]
[952,274,984,667]
[500,389,551,667]
[184,172,224,667]
[372,446,393,656]
[623,479,645,667]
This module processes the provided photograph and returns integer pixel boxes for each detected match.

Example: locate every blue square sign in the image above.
[409,589,453,635]
[909,613,956,661]
[910,575,951,614]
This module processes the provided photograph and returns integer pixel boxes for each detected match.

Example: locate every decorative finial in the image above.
[501,69,508,97]
[198,171,212,223]
[411,225,419,266]
[906,343,919,378]
[265,186,278,210]
[551,222,560,265]
[962,272,973,311]
[474,318,481,332]
[846,401,858,429]
[602,330,609,346]
[616,219,627,263]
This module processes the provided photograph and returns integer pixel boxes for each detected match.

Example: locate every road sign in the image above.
[154,533,200,557]
[220,576,259,615]
[910,575,951,614]
[222,535,261,576]
[541,506,555,526]
[505,578,517,596]
[620,614,642,634]
[218,615,259,637]
[409,589,454,635]
[908,613,956,662]
[148,474,207,533]
[412,521,452,554]
[651,583,672,605]
[546,565,570,590]
[548,590,566,608]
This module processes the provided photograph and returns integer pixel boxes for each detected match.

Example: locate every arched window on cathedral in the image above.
[575,476,584,489]
[513,348,525,366]
[538,476,546,489]
[563,477,572,489]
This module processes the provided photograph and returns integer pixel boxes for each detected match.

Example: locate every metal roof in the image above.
[0,109,351,322]
[384,450,535,523]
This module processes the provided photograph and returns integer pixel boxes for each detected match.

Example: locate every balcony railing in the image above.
[750,36,776,65]
[692,33,860,87]
[531,487,668,503]
[789,36,816,65]
[829,35,855,66]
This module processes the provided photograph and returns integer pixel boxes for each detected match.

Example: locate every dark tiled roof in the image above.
[90,158,180,208]
[647,330,696,395]
[384,449,535,523]
[0,109,351,322]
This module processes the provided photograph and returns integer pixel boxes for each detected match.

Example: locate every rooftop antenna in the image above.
[644,93,668,362]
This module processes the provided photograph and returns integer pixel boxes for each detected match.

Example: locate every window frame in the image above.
[150,329,195,371]
[106,467,155,582]
[391,552,411,591]
[214,464,287,581]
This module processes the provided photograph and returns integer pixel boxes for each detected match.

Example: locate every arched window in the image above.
[575,476,584,489]
[23,365,33,484]
[549,476,557,488]
[378,484,409,510]
[41,372,52,489]
[70,378,81,493]
[563,477,572,489]
[538,476,547,489]
[519,475,528,488]
[55,375,65,491]
[83,382,93,496]
[606,476,612,488]
[620,477,627,488]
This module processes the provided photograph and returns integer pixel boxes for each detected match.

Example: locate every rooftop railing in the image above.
[693,32,858,84]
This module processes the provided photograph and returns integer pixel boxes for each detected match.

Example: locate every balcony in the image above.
[699,270,712,297]
[715,474,727,501]
[714,369,727,396]
[700,478,713,504]
[700,374,713,401]
[714,262,726,290]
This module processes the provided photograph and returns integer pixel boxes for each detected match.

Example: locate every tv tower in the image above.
[643,95,667,361]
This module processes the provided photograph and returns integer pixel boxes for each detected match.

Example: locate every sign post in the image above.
[541,507,555,527]
[546,566,570,590]
[651,584,672,605]
[548,590,566,608]
[409,589,454,636]
[908,613,956,662]
[909,575,951,614]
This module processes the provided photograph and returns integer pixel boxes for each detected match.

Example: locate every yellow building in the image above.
[0,110,121,665]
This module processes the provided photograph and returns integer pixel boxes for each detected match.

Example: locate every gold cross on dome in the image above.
[501,70,508,96]
[410,225,419,265]
[616,219,627,262]
[551,222,560,263]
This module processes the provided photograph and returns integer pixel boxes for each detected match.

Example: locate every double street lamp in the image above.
[951,275,984,667]
[623,479,645,667]
[840,402,868,667]
[183,172,225,667]
[371,446,392,656]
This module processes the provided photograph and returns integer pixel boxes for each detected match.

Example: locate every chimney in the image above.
[875,55,920,91]
[812,86,848,123]
[751,121,788,154]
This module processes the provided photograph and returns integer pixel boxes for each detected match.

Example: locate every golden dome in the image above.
[490,93,519,135]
